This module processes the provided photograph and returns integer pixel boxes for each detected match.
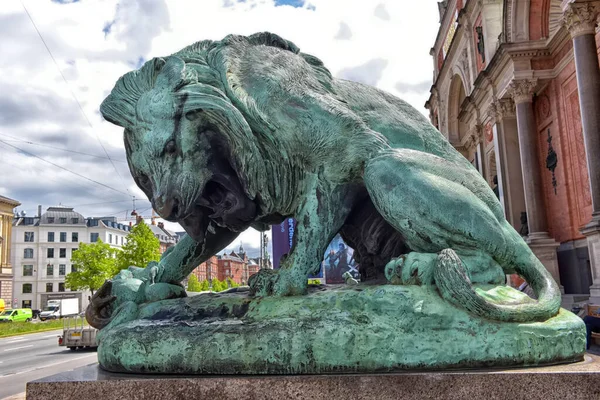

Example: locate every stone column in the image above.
[509,79,562,287]
[489,98,527,230]
[563,1,600,301]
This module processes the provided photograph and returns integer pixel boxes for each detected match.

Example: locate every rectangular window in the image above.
[59,264,66,276]
[46,283,53,292]
[59,248,66,258]
[48,232,55,242]
[47,217,55,223]
[58,282,65,292]
[24,232,34,242]
[47,264,54,276]
[71,265,77,273]
[22,283,32,294]
[90,233,99,243]
[59,217,67,223]
[22,300,32,309]
[47,248,54,258]
[121,236,124,245]
[71,232,78,242]
[23,265,33,276]
[72,218,78,224]
[24,248,34,259]
[108,234,112,244]
[60,232,67,242]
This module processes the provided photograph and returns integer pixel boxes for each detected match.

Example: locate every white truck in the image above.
[39,298,79,321]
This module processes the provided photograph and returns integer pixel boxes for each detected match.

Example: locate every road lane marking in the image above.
[3,345,33,352]
[0,354,97,378]
[43,334,59,338]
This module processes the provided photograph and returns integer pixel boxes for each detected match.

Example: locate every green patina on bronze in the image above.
[90,32,585,373]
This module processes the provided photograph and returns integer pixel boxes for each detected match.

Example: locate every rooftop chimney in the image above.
[38,205,42,218]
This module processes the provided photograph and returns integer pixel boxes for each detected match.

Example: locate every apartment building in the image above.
[11,206,131,311]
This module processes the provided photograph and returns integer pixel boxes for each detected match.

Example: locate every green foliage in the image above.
[115,221,161,273]
[226,277,240,289]
[0,319,87,338]
[211,279,227,292]
[199,279,210,291]
[187,274,202,292]
[65,240,116,295]
[308,279,321,285]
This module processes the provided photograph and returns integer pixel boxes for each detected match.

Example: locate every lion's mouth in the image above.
[179,171,257,243]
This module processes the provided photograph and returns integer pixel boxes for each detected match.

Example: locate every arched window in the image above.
[23,248,34,259]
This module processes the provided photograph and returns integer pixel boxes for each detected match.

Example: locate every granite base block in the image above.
[27,356,600,400]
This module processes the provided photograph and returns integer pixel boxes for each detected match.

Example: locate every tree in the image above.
[115,221,161,273]
[199,279,210,291]
[187,274,202,292]
[65,240,116,295]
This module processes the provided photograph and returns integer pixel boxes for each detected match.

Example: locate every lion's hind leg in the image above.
[364,149,508,284]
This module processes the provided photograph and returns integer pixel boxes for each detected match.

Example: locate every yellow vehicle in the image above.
[0,299,4,313]
[0,308,33,322]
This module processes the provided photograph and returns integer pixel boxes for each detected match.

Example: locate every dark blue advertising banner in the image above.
[271,219,359,282]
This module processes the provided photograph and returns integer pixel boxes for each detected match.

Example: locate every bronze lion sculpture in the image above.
[90,32,560,331]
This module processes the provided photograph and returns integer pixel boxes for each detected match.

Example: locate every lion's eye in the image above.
[185,110,202,121]
[164,140,177,155]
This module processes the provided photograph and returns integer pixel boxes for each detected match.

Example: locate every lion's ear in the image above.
[155,57,186,91]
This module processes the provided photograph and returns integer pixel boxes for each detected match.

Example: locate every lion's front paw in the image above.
[385,252,437,285]
[249,268,307,297]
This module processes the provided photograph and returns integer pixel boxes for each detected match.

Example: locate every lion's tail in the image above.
[434,249,561,322]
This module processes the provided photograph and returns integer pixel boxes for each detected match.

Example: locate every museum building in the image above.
[426,0,600,303]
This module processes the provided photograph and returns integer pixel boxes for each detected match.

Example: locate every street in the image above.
[0,330,98,399]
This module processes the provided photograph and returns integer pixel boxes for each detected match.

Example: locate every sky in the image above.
[0,0,440,258]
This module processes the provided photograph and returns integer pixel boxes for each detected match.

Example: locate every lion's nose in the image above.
[153,194,181,221]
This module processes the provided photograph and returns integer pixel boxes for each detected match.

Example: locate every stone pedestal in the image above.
[582,218,600,303]
[26,357,600,400]
[526,233,563,289]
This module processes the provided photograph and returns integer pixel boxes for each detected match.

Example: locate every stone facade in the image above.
[426,0,600,300]
[12,206,132,311]
[0,195,19,308]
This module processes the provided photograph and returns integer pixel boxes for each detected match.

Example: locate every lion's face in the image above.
[125,88,258,244]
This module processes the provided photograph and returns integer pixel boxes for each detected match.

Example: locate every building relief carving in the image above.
[562,2,600,38]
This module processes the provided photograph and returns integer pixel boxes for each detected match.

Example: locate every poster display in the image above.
[271,219,360,282]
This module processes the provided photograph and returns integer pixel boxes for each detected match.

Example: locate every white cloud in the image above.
[1,0,439,255]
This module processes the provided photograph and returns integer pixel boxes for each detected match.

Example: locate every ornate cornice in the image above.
[509,79,538,104]
[562,2,600,38]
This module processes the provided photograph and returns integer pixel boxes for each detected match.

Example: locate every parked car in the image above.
[0,308,33,322]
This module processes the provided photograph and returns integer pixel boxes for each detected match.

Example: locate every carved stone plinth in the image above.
[582,218,600,303]
[26,356,600,400]
[526,233,563,289]
[92,285,584,375]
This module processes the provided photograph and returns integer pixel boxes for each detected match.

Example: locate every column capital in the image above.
[509,79,538,104]
[486,98,516,124]
[562,1,600,38]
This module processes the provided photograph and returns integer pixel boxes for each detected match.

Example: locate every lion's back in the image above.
[333,79,461,163]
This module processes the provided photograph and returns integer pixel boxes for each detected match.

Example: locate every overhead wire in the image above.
[20,0,133,197]
[0,139,130,197]
[0,133,127,163]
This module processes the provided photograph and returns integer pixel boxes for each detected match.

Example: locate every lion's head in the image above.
[100,53,262,243]
[100,33,337,243]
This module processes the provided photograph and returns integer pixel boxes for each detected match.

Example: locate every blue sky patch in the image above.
[51,0,80,3]
[102,21,114,37]
[274,0,305,8]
